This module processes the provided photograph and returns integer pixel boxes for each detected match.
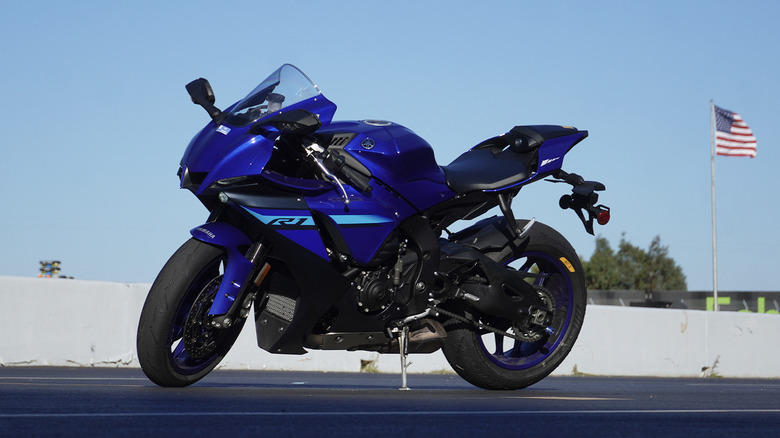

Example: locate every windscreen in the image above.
[223,64,321,127]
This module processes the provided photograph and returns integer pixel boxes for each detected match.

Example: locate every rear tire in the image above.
[442,220,586,390]
[136,238,246,387]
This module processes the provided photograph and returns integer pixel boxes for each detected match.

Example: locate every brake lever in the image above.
[304,143,350,208]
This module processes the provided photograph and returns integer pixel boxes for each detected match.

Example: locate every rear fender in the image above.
[190,222,254,315]
[448,215,520,256]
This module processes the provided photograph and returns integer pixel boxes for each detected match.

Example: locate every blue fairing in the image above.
[535,132,588,175]
[240,206,330,260]
[307,184,416,264]
[180,71,338,195]
[238,178,418,265]
[182,125,274,190]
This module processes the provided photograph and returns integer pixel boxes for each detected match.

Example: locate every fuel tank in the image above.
[319,120,456,211]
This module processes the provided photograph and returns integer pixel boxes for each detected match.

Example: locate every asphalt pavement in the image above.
[1,367,779,437]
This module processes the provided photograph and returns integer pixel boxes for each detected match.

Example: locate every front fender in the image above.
[190,222,254,315]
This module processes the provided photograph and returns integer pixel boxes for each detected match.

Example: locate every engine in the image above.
[355,267,395,314]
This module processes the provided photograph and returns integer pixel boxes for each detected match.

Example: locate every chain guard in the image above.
[433,285,555,343]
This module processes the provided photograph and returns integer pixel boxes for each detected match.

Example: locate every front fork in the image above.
[190,223,270,329]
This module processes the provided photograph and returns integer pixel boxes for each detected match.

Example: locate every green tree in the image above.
[582,234,687,291]
[643,235,687,291]
[582,236,620,290]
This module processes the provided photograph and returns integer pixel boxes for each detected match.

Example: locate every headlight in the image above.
[215,176,250,186]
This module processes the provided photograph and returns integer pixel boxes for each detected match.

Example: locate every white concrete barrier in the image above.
[2,276,779,378]
[0,276,147,367]
[556,305,780,378]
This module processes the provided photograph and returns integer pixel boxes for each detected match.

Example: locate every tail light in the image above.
[597,209,610,225]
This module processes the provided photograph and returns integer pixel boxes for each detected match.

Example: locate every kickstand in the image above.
[398,325,411,391]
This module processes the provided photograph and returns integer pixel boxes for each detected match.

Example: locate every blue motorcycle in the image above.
[136,64,610,390]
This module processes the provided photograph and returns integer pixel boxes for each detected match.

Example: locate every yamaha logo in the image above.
[361,138,376,150]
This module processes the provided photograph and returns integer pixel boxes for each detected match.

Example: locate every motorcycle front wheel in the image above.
[441,220,586,390]
[136,238,246,387]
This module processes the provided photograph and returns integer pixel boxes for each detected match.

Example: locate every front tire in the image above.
[442,220,586,390]
[136,238,246,387]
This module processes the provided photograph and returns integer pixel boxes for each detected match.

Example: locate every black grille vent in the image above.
[266,294,296,322]
[328,133,357,147]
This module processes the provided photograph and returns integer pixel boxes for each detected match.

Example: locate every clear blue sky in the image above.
[1,1,777,291]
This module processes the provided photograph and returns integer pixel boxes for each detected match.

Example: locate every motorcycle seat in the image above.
[442,147,532,193]
[442,125,582,193]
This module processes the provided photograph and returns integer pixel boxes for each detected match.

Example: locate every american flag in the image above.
[714,105,757,158]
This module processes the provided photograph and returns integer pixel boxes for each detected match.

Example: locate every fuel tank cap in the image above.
[362,120,393,126]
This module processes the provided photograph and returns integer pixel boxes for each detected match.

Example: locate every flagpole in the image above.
[710,100,719,312]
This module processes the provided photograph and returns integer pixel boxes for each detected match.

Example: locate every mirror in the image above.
[185,78,224,124]
[185,78,215,105]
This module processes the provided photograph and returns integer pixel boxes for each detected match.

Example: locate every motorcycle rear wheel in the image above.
[441,220,586,390]
[136,238,246,387]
